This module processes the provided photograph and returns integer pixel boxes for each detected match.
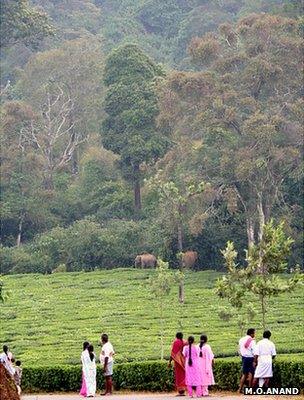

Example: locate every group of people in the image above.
[0,345,23,395]
[0,328,277,398]
[168,328,277,397]
[80,333,115,397]
[239,328,276,392]
[169,332,215,397]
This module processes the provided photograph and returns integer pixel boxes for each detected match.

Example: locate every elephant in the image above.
[134,253,157,268]
[181,250,198,269]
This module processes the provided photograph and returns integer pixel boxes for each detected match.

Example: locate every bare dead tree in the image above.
[20,85,86,189]
[0,80,10,97]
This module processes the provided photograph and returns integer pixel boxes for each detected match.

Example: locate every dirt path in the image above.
[22,392,302,400]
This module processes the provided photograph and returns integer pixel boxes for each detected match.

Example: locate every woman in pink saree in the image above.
[197,334,215,396]
[168,332,186,395]
[182,336,202,397]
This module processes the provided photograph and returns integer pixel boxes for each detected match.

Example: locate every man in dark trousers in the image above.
[238,328,256,392]
[100,333,115,396]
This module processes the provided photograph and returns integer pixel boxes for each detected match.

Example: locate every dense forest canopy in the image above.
[0,0,303,274]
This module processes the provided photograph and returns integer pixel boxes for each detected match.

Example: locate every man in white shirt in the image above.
[238,328,256,392]
[100,333,115,396]
[253,330,276,388]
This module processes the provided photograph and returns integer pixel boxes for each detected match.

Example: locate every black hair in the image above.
[101,333,108,343]
[263,330,271,339]
[16,360,21,366]
[188,336,194,366]
[83,341,90,351]
[247,328,255,336]
[3,345,8,354]
[199,334,208,357]
[176,332,183,340]
[88,344,95,361]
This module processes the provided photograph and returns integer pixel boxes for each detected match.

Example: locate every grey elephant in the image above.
[182,250,198,269]
[134,253,157,268]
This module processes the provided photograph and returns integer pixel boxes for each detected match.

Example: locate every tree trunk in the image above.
[246,216,255,249]
[16,213,24,247]
[44,148,54,190]
[133,163,141,219]
[44,169,54,190]
[177,222,185,304]
[257,192,265,242]
[72,148,78,175]
[260,293,266,330]
[178,282,185,305]
[177,223,183,253]
[160,302,164,360]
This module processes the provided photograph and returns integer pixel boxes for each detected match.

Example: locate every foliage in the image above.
[159,12,303,254]
[1,270,303,367]
[3,218,157,273]
[0,2,303,279]
[19,359,304,392]
[102,44,170,215]
[0,0,54,48]
[216,221,303,330]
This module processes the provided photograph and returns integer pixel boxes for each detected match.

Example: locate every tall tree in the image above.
[102,44,170,217]
[147,142,215,302]
[19,84,85,189]
[17,37,104,175]
[0,101,56,245]
[159,13,303,248]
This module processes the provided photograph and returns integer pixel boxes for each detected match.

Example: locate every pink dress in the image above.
[182,344,202,386]
[197,344,215,386]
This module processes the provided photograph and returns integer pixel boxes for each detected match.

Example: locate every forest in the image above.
[0,0,303,274]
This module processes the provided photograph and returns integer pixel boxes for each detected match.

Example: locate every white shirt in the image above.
[0,351,15,376]
[100,341,114,365]
[239,335,256,357]
[254,338,276,357]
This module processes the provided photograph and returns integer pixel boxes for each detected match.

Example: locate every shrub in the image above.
[33,220,105,272]
[51,263,67,273]
[20,359,304,392]
[0,244,51,275]
[9,246,48,274]
[64,220,105,271]
[0,246,14,274]
[101,219,151,267]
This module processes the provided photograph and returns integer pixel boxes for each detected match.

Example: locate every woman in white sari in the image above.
[80,343,96,397]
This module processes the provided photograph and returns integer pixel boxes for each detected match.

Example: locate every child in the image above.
[14,360,22,395]
[197,334,215,396]
[182,336,202,398]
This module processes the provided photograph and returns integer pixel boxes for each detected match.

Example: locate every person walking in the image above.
[182,336,202,398]
[253,330,276,388]
[238,328,256,392]
[168,332,187,396]
[100,333,115,396]
[197,334,215,396]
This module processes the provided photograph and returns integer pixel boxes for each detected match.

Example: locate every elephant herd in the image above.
[134,251,198,269]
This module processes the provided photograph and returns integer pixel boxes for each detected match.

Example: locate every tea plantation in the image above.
[1,269,303,367]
